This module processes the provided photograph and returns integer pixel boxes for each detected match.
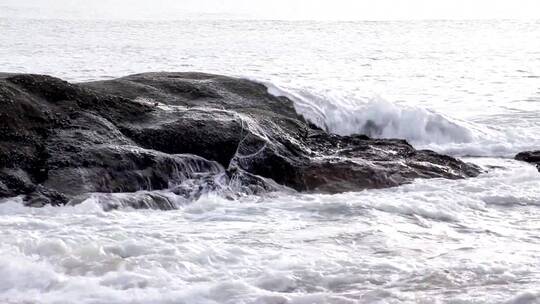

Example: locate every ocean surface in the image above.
[1,17,540,304]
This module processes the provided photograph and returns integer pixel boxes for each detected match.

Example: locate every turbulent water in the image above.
[1,16,540,303]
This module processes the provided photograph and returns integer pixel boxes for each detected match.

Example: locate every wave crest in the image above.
[263,81,540,158]
[266,82,474,145]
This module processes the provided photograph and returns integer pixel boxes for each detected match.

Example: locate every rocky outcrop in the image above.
[515,151,540,171]
[0,72,481,209]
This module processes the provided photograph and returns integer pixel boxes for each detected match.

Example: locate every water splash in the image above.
[264,81,540,157]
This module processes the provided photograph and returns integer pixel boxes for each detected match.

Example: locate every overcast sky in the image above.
[1,0,540,20]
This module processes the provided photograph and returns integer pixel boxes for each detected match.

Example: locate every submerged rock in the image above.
[0,72,480,209]
[515,151,540,171]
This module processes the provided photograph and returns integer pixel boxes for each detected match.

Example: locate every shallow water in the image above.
[1,159,539,303]
[1,17,540,303]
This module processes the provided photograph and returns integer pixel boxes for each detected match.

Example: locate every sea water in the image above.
[0,16,539,303]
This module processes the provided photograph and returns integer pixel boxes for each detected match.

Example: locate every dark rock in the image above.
[25,185,69,208]
[0,72,481,209]
[515,150,540,171]
[68,191,181,211]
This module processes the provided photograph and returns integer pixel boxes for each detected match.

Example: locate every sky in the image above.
[1,0,540,20]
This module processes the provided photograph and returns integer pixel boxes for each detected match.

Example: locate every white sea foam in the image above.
[266,82,476,143]
[0,159,539,303]
[266,82,540,157]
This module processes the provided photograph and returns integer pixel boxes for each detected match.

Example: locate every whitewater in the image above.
[1,16,540,304]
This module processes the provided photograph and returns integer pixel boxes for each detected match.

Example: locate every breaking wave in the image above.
[264,82,539,158]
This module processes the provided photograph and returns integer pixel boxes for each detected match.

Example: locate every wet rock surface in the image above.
[515,150,540,171]
[0,72,481,208]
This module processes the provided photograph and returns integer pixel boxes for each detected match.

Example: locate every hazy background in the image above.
[1,0,540,20]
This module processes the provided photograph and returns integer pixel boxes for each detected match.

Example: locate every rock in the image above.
[515,150,540,171]
[0,72,481,209]
[25,185,68,207]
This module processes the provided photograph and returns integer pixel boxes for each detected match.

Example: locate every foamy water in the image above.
[1,159,539,303]
[1,16,540,304]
